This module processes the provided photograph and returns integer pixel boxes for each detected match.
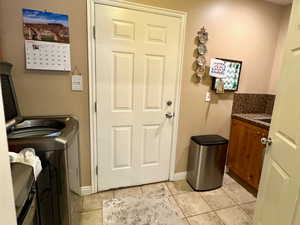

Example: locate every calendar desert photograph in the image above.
[23,8,69,43]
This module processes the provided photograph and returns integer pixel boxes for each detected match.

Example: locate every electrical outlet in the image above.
[205,91,211,102]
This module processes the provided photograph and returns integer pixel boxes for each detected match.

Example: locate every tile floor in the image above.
[79,174,256,225]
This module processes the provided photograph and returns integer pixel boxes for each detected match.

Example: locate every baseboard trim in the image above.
[82,173,187,194]
[80,186,93,196]
[171,171,187,181]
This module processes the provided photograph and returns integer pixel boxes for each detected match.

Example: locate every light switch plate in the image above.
[72,74,83,91]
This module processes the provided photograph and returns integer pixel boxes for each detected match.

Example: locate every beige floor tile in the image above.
[174,192,212,217]
[200,188,236,210]
[223,173,237,186]
[167,195,185,218]
[80,209,102,225]
[240,201,256,219]
[114,186,142,198]
[216,206,251,225]
[142,182,171,198]
[100,191,115,200]
[166,180,193,195]
[188,212,224,225]
[222,183,256,204]
[71,192,83,213]
[82,191,114,211]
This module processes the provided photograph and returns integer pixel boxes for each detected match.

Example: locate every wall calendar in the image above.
[23,9,71,71]
[25,40,71,71]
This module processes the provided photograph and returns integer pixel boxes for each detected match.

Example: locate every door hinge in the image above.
[94,102,97,112]
[93,26,96,39]
[96,165,98,175]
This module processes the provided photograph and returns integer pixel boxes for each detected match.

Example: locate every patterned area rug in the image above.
[103,196,184,225]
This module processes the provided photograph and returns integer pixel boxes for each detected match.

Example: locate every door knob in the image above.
[165,112,174,119]
[261,137,272,145]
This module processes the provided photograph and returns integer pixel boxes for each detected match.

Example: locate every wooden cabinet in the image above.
[227,119,268,190]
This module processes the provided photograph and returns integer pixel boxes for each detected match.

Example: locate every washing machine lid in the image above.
[0,62,21,124]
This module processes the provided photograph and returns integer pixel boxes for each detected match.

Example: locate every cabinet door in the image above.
[228,119,268,190]
[247,126,268,189]
[227,119,251,179]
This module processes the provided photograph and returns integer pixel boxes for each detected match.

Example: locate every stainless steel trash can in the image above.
[187,135,228,191]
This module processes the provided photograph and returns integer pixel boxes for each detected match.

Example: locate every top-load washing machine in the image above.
[0,62,81,225]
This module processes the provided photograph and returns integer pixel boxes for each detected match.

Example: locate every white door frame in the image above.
[87,0,187,193]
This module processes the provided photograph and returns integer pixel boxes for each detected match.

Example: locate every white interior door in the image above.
[254,1,300,224]
[95,4,182,190]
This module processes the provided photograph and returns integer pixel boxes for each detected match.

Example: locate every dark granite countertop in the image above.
[232,113,272,130]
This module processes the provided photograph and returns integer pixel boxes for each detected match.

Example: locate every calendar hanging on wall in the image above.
[23,8,71,71]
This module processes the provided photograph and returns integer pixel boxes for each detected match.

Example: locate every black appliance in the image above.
[0,62,81,225]
[11,163,39,225]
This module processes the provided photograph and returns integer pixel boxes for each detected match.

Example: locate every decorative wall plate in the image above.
[198,44,207,55]
[196,65,206,78]
[197,56,206,66]
[197,65,206,73]
[195,27,208,81]
[198,27,208,44]
[199,35,208,44]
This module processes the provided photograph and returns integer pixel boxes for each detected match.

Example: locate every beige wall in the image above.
[269,5,291,94]
[0,0,91,185]
[0,0,288,185]
[127,0,285,172]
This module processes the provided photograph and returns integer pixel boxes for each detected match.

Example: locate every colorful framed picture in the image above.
[211,58,242,92]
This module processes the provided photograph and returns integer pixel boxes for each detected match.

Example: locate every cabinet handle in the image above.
[261,137,272,145]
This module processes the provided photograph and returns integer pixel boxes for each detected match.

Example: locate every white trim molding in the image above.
[87,0,187,192]
[87,0,98,194]
[80,186,94,196]
[171,172,187,181]
[168,8,187,182]
[94,0,187,17]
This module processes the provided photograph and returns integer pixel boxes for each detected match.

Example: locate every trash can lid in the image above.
[191,135,228,146]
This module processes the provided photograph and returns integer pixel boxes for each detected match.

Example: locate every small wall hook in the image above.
[72,66,81,75]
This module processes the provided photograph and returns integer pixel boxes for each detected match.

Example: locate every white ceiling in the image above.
[265,0,292,5]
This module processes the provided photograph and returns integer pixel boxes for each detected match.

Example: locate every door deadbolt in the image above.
[166,100,172,106]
